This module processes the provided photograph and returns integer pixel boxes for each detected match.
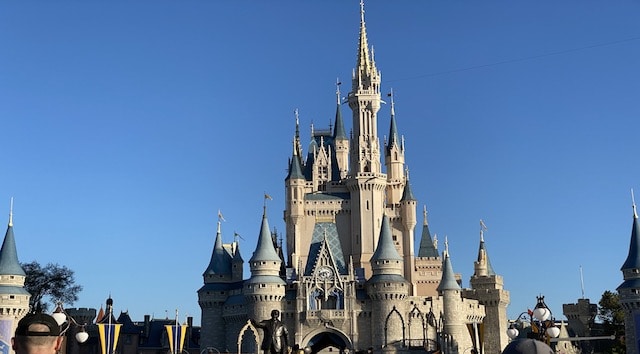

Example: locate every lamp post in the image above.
[507,296,560,343]
[52,302,90,344]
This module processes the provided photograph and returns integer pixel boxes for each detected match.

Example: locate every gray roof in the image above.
[305,193,350,201]
[245,275,286,285]
[502,339,554,354]
[286,152,304,180]
[478,240,496,276]
[437,252,461,291]
[203,225,233,276]
[0,223,25,276]
[371,215,403,262]
[386,114,399,154]
[333,102,347,140]
[368,274,408,284]
[249,211,281,262]
[417,223,439,258]
[400,180,416,202]
[0,285,30,295]
[621,214,640,270]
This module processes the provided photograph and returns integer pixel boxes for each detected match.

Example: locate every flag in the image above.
[166,324,188,354]
[480,219,487,231]
[217,209,226,222]
[264,193,273,200]
[98,323,122,354]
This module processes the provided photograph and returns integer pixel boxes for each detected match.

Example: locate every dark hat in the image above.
[502,339,554,354]
[15,314,61,337]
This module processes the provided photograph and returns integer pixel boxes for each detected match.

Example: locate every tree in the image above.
[598,290,626,354]
[21,261,82,313]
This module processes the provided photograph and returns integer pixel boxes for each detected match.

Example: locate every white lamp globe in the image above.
[51,312,67,326]
[546,326,560,338]
[506,327,519,339]
[533,307,550,321]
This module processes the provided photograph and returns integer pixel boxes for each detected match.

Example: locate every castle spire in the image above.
[437,238,460,291]
[621,189,640,270]
[418,205,439,257]
[249,206,280,263]
[0,199,25,276]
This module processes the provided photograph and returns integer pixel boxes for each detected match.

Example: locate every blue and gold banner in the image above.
[165,324,188,354]
[98,323,122,354]
[0,319,13,354]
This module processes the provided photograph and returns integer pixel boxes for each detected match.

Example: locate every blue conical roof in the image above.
[249,209,281,262]
[286,151,304,180]
[371,215,403,261]
[401,179,416,202]
[622,211,640,270]
[333,102,347,140]
[203,222,232,276]
[437,249,460,291]
[0,221,25,276]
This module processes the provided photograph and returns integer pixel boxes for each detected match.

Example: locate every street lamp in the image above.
[52,302,89,343]
[507,296,560,343]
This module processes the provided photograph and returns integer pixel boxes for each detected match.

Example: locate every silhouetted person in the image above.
[12,314,63,354]
[251,310,289,354]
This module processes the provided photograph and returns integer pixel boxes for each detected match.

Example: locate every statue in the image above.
[251,310,290,354]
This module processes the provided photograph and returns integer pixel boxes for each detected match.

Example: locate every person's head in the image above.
[270,309,280,320]
[12,313,63,354]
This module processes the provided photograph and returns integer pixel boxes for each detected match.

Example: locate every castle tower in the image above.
[333,83,349,179]
[399,172,417,288]
[285,138,306,273]
[198,218,234,350]
[246,207,285,323]
[345,1,388,277]
[366,215,408,350]
[618,195,640,354]
[384,90,406,205]
[468,224,510,354]
[0,200,30,354]
[438,241,473,354]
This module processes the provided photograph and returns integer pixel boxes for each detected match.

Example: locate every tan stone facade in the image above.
[198,4,509,354]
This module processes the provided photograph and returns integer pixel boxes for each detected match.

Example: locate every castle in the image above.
[197,3,510,354]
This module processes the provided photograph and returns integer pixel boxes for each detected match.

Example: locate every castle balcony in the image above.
[303,309,347,328]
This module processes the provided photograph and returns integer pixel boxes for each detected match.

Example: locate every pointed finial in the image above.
[264,193,273,211]
[360,0,365,23]
[295,108,299,127]
[433,234,438,250]
[336,78,342,105]
[423,205,428,226]
[633,189,638,219]
[480,219,487,242]
[405,167,410,180]
[444,236,449,257]
[8,197,13,227]
[389,88,395,117]
[217,209,226,222]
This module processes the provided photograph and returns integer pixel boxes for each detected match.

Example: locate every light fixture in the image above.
[52,302,89,343]
[507,296,560,343]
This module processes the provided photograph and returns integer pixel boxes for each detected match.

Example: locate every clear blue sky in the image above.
[2,1,640,326]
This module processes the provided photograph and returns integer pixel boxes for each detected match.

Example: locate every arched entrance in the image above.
[300,328,353,354]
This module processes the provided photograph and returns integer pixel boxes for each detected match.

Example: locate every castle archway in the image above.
[300,327,352,354]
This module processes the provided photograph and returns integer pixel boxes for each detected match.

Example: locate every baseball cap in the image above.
[15,314,61,337]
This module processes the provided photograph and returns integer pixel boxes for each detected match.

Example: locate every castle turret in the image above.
[333,83,349,179]
[438,241,473,354]
[285,137,306,271]
[198,217,234,350]
[366,215,408,350]
[0,200,30,354]
[246,207,285,323]
[384,90,406,205]
[468,223,510,354]
[618,194,640,354]
[399,171,417,291]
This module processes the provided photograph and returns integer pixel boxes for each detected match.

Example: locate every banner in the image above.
[165,324,188,354]
[0,319,12,354]
[98,323,122,354]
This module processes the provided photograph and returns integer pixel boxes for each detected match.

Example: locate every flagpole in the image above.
[175,309,179,354]
[107,307,112,354]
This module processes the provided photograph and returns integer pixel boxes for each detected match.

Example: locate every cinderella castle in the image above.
[197,3,510,354]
